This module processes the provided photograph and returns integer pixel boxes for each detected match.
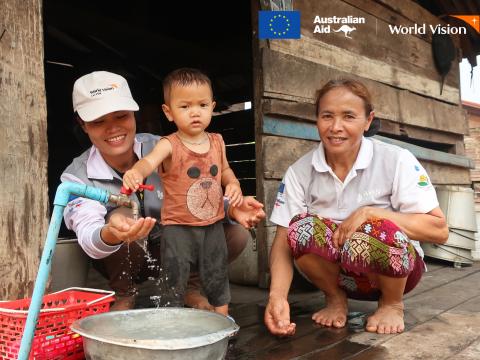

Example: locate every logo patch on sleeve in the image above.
[66,198,84,213]
[275,182,285,207]
[417,174,429,187]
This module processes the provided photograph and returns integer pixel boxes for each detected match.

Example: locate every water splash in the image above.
[148,264,182,308]
[118,239,182,308]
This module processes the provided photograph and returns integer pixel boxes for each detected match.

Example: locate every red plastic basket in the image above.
[0,287,114,360]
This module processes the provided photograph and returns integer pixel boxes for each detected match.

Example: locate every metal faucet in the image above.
[110,184,154,220]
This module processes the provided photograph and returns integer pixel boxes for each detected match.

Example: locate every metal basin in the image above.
[71,308,239,359]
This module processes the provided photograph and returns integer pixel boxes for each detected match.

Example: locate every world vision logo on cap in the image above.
[89,83,119,98]
[259,11,301,39]
[449,15,480,33]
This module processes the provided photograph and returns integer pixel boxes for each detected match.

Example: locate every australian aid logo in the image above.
[313,15,366,39]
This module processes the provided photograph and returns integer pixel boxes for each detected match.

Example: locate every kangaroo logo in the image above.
[333,25,357,38]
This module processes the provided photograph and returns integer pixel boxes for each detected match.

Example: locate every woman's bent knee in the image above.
[223,223,249,263]
[288,213,339,260]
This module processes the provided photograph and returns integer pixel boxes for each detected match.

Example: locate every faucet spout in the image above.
[130,200,139,220]
[108,194,140,220]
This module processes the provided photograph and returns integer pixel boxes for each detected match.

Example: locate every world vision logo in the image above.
[313,16,365,39]
[449,15,480,33]
[89,83,119,97]
[388,15,479,35]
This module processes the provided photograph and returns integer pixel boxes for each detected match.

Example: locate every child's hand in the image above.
[225,183,243,207]
[123,169,144,191]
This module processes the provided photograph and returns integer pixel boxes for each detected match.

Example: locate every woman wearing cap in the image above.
[61,71,265,310]
[264,79,448,336]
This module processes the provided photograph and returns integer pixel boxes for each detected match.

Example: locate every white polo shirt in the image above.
[270,137,440,257]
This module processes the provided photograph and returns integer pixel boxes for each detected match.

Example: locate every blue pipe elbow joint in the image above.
[54,181,110,206]
[17,182,111,360]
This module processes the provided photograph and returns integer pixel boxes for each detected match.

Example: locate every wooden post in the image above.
[251,0,270,288]
[0,0,49,299]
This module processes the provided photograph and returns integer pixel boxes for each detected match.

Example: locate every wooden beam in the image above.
[263,98,466,155]
[263,115,319,141]
[294,0,459,89]
[343,0,462,48]
[375,135,474,169]
[268,36,459,104]
[261,135,471,184]
[423,162,471,185]
[374,0,447,28]
[263,98,316,122]
[341,0,436,40]
[1,0,49,299]
[378,119,465,150]
[262,116,474,169]
[262,135,318,180]
[262,49,468,134]
[252,0,269,288]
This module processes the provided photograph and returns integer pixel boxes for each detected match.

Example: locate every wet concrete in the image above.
[85,259,480,359]
[225,306,375,359]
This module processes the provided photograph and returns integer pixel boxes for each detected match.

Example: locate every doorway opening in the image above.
[43,1,255,232]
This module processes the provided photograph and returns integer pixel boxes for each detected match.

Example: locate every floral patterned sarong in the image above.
[287,213,424,300]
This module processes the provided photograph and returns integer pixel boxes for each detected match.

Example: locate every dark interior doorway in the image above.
[43,1,255,235]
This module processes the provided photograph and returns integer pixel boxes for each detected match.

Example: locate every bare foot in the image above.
[312,291,348,328]
[184,291,214,311]
[214,304,229,316]
[366,302,404,334]
[110,295,135,311]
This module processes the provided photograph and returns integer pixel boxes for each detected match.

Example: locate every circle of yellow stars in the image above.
[269,14,290,36]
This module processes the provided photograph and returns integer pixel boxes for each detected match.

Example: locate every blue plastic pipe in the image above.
[17,182,110,360]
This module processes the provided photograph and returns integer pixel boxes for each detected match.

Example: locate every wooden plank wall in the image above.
[254,0,471,286]
[0,0,49,299]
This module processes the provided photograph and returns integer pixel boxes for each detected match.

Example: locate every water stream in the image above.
[118,241,181,308]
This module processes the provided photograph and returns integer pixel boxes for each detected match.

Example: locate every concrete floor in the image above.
[85,258,480,359]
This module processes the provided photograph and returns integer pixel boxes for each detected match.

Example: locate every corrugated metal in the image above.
[422,185,478,265]
[436,186,478,232]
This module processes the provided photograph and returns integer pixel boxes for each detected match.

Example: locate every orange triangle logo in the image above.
[450,15,480,33]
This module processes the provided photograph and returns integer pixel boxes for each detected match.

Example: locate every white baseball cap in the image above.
[72,71,139,122]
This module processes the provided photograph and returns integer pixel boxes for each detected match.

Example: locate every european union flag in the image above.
[259,11,301,39]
